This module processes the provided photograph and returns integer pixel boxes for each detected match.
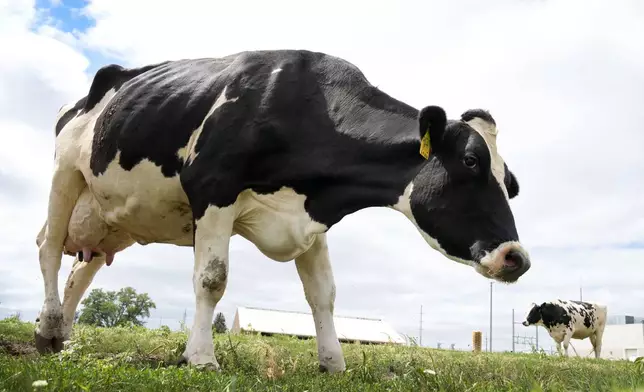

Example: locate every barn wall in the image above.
[573,324,644,360]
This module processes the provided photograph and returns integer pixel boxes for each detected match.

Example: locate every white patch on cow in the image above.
[177,86,239,165]
[233,187,328,261]
[87,152,192,246]
[271,68,282,74]
[465,117,509,200]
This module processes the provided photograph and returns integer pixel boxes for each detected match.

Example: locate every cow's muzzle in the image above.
[499,248,531,282]
[476,241,531,283]
[522,321,529,327]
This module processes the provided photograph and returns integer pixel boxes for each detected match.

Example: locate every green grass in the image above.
[1,317,643,392]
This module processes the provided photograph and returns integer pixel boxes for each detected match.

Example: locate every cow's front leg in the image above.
[295,234,346,373]
[60,255,105,340]
[180,205,234,370]
[35,168,85,354]
[562,330,573,357]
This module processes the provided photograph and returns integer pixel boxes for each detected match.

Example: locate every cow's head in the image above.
[522,303,544,326]
[396,106,529,283]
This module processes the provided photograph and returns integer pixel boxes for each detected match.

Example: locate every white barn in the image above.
[230,306,406,345]
[573,315,644,361]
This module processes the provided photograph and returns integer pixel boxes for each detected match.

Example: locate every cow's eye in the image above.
[463,154,478,169]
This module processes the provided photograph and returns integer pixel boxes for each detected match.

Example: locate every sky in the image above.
[1,0,643,354]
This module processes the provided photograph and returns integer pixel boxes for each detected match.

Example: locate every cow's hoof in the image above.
[173,356,221,372]
[318,363,346,374]
[198,363,221,372]
[34,332,64,354]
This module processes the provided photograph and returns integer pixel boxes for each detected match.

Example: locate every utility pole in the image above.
[535,326,539,350]
[419,305,423,347]
[512,308,515,352]
[489,282,493,352]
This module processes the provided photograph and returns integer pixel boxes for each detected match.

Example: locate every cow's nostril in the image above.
[504,250,525,271]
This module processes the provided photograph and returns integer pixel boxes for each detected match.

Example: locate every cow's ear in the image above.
[530,302,537,308]
[418,105,447,158]
[504,164,520,199]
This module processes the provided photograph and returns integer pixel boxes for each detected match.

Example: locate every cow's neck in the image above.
[326,99,426,221]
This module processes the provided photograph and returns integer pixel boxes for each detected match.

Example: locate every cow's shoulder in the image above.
[540,301,572,328]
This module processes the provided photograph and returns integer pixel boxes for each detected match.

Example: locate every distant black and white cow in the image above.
[34,49,530,373]
[522,300,607,358]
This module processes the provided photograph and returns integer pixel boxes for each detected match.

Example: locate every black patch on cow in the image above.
[83,63,168,114]
[55,97,87,136]
[525,305,542,325]
[571,300,595,328]
[461,109,496,126]
[83,50,522,263]
[539,303,572,329]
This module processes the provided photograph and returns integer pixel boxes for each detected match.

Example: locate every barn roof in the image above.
[231,306,406,344]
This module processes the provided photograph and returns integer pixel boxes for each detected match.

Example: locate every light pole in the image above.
[489,281,493,352]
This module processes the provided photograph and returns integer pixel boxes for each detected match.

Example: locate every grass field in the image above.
[1,316,643,392]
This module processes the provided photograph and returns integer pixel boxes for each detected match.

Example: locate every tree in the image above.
[213,312,227,333]
[78,287,156,327]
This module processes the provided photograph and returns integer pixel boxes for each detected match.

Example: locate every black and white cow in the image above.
[522,300,608,358]
[35,49,530,373]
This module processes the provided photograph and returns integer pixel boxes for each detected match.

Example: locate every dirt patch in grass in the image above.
[0,337,37,356]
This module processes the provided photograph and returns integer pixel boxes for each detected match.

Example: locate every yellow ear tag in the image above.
[419,129,431,159]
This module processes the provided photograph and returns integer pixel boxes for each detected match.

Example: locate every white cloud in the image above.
[1,0,643,353]
[0,0,91,318]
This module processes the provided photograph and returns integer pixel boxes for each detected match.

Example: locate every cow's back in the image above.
[55,49,419,247]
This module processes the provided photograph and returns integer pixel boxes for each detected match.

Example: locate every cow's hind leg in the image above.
[295,234,346,373]
[591,327,605,359]
[60,255,106,341]
[35,168,85,354]
[180,205,234,370]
